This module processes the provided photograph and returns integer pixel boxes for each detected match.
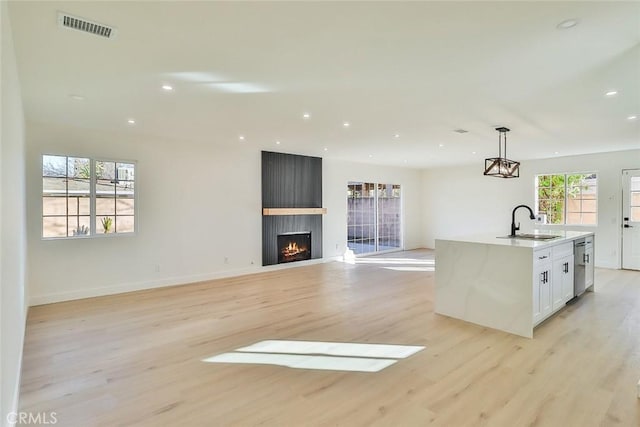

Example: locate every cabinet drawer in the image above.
[552,242,574,259]
[534,248,552,264]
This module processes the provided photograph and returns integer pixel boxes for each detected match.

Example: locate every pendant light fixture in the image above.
[484,127,520,178]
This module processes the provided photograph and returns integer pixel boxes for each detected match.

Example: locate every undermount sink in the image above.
[500,234,560,241]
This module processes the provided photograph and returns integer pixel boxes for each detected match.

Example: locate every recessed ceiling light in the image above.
[368,154,373,158]
[554,151,560,155]
[127,119,136,125]
[438,143,444,148]
[605,90,618,97]
[324,147,328,151]
[69,94,84,101]
[162,84,173,91]
[403,159,408,163]
[276,140,281,145]
[343,122,350,127]
[303,113,310,119]
[394,134,400,139]
[239,135,245,141]
[471,151,477,154]
[628,115,637,120]
[557,19,579,30]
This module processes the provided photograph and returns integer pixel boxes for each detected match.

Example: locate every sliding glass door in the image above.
[347,182,401,255]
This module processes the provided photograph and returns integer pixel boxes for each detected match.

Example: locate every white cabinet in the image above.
[533,249,552,325]
[540,265,552,318]
[562,255,575,302]
[534,242,575,325]
[552,254,574,310]
[552,241,575,311]
[533,264,542,325]
[585,237,594,289]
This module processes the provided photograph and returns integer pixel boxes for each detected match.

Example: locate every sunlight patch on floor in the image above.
[342,256,436,271]
[352,257,434,265]
[235,340,424,358]
[203,352,397,372]
[203,340,425,373]
[383,266,435,272]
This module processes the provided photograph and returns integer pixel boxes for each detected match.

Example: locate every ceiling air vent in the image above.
[453,129,469,134]
[57,12,117,39]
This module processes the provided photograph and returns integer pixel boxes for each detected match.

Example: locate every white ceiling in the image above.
[8,1,640,168]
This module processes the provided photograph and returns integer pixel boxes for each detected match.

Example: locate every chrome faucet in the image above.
[510,205,536,237]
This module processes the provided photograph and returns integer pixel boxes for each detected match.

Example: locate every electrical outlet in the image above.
[224,257,229,264]
[535,214,547,224]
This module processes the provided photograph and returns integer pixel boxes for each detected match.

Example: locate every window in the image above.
[630,176,640,222]
[347,182,401,255]
[95,160,136,234]
[42,155,136,238]
[535,173,597,225]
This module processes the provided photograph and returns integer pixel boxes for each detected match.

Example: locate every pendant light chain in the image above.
[503,130,507,160]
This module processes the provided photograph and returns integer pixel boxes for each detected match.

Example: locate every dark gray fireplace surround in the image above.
[262,151,322,266]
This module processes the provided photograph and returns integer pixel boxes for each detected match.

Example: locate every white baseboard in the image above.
[595,262,619,270]
[29,257,333,306]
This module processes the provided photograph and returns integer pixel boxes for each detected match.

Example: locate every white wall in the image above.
[27,122,262,304]
[1,2,28,425]
[422,149,640,269]
[26,122,424,304]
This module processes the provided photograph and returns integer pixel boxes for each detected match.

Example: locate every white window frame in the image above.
[41,154,137,239]
[534,172,598,227]
[347,182,403,255]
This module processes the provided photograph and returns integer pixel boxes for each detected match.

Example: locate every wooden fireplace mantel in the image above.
[262,208,327,216]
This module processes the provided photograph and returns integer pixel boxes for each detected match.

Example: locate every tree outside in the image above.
[536,173,597,225]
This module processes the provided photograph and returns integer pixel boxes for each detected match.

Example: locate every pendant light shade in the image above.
[484,127,520,178]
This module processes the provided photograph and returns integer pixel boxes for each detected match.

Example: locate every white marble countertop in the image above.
[436,230,594,249]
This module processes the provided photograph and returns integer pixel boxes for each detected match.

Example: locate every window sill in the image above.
[537,223,598,228]
[41,232,136,241]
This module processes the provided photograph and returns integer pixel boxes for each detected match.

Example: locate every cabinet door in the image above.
[534,263,552,323]
[552,259,565,311]
[533,266,543,324]
[563,255,574,302]
[585,246,594,288]
[541,266,552,318]
[553,255,575,310]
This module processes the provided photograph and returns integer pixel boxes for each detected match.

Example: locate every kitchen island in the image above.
[435,231,594,338]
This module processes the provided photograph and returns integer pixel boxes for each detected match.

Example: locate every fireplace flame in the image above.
[282,241,308,258]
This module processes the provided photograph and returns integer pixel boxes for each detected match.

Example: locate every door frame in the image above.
[346,181,404,256]
[621,168,640,270]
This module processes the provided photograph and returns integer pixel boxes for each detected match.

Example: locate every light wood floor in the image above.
[19,250,640,426]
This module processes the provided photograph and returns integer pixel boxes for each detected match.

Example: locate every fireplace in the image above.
[277,232,311,264]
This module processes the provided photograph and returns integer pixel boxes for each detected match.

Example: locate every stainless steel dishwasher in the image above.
[574,238,586,296]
